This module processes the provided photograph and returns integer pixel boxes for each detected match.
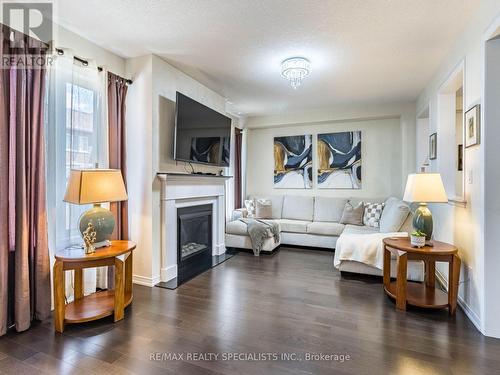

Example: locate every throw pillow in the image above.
[363,202,385,228]
[255,199,272,219]
[340,201,364,225]
[244,199,255,218]
[379,197,410,233]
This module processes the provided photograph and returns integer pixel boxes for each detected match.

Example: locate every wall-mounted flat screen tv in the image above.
[174,92,232,167]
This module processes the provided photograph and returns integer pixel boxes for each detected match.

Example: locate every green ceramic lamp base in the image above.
[79,204,115,248]
[412,203,433,242]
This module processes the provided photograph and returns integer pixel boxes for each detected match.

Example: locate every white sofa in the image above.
[225,195,424,281]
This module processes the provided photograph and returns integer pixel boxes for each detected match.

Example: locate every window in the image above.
[45,55,106,250]
[62,82,100,238]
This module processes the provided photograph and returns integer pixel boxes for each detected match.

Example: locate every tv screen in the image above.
[174,92,232,167]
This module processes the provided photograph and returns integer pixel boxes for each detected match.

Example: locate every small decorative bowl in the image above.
[410,235,426,248]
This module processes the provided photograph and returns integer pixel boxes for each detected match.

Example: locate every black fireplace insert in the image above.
[177,204,213,284]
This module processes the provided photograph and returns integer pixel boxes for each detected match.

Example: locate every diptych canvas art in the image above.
[274,135,313,189]
[317,131,362,189]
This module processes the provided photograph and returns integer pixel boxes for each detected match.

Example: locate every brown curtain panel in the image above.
[107,73,129,288]
[234,128,243,209]
[0,26,51,336]
[108,72,129,240]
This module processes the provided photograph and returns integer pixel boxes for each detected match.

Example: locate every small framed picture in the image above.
[458,144,463,171]
[429,133,437,160]
[465,104,480,148]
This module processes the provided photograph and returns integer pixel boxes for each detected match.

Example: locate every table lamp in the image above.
[403,173,448,242]
[64,169,128,249]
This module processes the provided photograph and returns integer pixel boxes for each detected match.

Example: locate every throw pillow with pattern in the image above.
[363,202,385,228]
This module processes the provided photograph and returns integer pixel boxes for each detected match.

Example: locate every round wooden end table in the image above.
[53,240,136,333]
[382,237,460,315]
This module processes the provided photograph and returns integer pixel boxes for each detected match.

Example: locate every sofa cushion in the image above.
[363,202,385,228]
[342,224,379,235]
[255,199,272,219]
[226,220,278,237]
[277,219,310,233]
[252,195,284,219]
[379,197,410,233]
[282,196,314,221]
[307,222,345,236]
[313,197,347,222]
[244,199,255,217]
[340,201,364,225]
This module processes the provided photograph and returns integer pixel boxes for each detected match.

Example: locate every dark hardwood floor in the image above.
[2,247,500,374]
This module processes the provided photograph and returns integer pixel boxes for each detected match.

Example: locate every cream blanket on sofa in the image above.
[334,232,408,270]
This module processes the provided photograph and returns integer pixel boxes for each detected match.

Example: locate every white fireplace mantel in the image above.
[157,172,231,282]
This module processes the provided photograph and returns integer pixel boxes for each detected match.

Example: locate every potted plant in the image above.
[410,230,426,248]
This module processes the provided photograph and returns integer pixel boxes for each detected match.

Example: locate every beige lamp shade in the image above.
[64,169,128,204]
[403,173,448,203]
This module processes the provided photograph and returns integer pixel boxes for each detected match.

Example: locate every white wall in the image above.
[483,35,500,338]
[246,117,403,199]
[125,55,154,285]
[416,0,500,337]
[416,117,429,169]
[245,102,416,199]
[125,54,229,285]
[54,24,126,76]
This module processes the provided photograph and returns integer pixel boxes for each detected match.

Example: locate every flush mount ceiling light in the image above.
[280,57,311,89]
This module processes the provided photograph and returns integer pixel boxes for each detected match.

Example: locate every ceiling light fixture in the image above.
[280,57,311,89]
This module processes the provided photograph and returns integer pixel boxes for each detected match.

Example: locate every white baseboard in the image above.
[213,243,226,256]
[435,270,482,333]
[133,274,161,287]
[160,265,177,282]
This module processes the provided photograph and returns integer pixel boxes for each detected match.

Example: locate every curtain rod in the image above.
[55,48,133,85]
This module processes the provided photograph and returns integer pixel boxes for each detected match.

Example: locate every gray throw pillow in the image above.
[340,202,364,226]
[255,199,272,219]
[379,197,410,233]
[363,202,385,228]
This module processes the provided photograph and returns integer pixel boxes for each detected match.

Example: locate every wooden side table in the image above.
[382,237,460,315]
[53,240,136,333]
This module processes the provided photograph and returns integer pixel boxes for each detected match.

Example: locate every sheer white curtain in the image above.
[46,49,108,299]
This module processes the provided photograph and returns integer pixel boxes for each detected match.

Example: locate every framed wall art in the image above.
[465,104,480,148]
[429,132,437,160]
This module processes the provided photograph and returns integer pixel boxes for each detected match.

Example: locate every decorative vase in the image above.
[413,203,433,241]
[410,235,426,248]
[79,204,115,246]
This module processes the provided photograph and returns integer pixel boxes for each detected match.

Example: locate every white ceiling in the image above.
[55,0,479,116]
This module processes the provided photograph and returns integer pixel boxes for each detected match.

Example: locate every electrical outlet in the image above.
[467,169,473,184]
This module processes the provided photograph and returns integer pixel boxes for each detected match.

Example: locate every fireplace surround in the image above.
[157,172,230,285]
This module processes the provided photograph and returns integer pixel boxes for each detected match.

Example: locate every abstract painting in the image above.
[274,135,312,189]
[317,131,362,189]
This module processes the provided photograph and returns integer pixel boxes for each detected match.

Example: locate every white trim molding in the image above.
[133,274,161,287]
[157,173,230,282]
[435,270,482,333]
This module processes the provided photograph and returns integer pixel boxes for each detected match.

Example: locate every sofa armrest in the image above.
[232,208,248,221]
